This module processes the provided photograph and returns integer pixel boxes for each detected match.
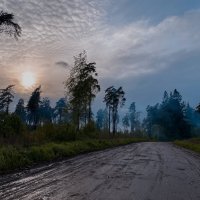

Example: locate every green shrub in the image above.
[33,123,77,143]
[0,113,24,140]
[0,137,148,173]
[78,122,99,139]
[28,145,56,162]
[175,138,200,153]
[0,146,29,171]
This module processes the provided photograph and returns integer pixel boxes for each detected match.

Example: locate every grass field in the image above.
[174,138,200,154]
[0,137,147,174]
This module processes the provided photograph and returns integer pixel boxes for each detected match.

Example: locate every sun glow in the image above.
[21,71,36,88]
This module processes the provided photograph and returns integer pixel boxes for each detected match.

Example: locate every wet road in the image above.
[0,142,200,200]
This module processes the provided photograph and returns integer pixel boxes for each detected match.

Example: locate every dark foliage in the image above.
[27,86,41,129]
[143,89,197,140]
[104,86,126,135]
[0,85,15,114]
[0,11,21,39]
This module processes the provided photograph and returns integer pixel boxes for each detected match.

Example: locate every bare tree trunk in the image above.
[84,104,87,126]
[108,107,111,136]
[77,111,80,132]
[88,100,92,123]
[6,104,9,115]
[88,91,92,123]
[112,108,116,136]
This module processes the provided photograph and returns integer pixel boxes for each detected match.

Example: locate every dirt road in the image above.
[0,142,200,200]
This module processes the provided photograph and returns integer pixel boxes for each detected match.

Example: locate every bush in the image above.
[0,146,29,171]
[78,121,99,139]
[0,137,148,173]
[0,113,24,139]
[175,137,200,153]
[28,145,56,162]
[22,123,77,145]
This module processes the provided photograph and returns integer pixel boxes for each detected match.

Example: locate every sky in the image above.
[0,0,200,116]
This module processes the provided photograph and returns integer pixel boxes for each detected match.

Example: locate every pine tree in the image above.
[54,98,68,124]
[104,86,126,135]
[40,97,53,124]
[129,102,137,133]
[122,113,130,133]
[27,86,41,129]
[15,98,26,122]
[0,85,15,114]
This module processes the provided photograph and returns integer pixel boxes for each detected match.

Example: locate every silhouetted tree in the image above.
[15,98,26,123]
[129,102,137,133]
[122,113,130,133]
[65,51,100,130]
[54,98,68,123]
[96,109,104,130]
[27,86,41,129]
[144,104,160,138]
[104,86,126,135]
[83,62,100,122]
[144,89,191,140]
[0,85,15,114]
[96,108,108,131]
[103,86,112,134]
[196,103,200,113]
[0,11,21,39]
[40,97,53,124]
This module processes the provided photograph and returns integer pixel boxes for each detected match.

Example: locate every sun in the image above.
[21,71,36,88]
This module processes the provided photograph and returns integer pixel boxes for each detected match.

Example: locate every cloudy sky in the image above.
[1,0,200,114]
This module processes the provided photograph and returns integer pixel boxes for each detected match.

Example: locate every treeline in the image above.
[1,51,200,142]
[0,51,130,145]
[143,90,200,140]
[1,10,199,143]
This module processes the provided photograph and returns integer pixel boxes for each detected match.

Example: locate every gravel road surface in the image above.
[0,142,200,200]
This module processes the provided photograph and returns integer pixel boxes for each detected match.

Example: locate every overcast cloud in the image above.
[0,0,200,114]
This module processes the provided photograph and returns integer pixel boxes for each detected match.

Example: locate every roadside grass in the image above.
[174,138,200,154]
[0,137,147,174]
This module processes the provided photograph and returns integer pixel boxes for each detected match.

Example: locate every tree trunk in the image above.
[77,111,80,132]
[112,108,116,136]
[108,107,111,135]
[84,104,87,126]
[88,91,92,123]
[6,104,9,115]
[88,100,92,123]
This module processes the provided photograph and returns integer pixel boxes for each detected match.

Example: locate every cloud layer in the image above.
[0,0,200,112]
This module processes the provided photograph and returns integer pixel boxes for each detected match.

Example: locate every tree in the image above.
[103,86,113,134]
[104,86,126,135]
[129,102,137,133]
[15,98,26,123]
[83,62,100,122]
[54,98,68,124]
[196,103,200,113]
[27,86,41,129]
[144,103,160,138]
[122,113,130,133]
[65,51,100,130]
[96,108,108,131]
[40,97,53,124]
[144,89,191,140]
[0,85,15,114]
[96,109,104,130]
[0,11,21,39]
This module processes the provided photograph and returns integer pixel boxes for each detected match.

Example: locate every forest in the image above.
[1,49,200,144]
[0,10,200,145]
